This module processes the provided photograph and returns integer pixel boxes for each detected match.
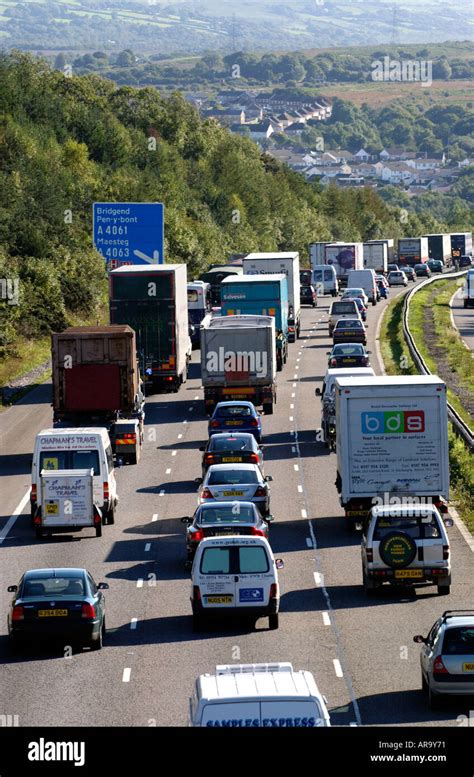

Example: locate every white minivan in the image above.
[190,663,331,727]
[312,265,339,297]
[31,428,119,526]
[347,269,378,305]
[190,536,283,631]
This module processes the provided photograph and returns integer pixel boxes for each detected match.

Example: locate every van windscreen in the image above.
[39,450,100,475]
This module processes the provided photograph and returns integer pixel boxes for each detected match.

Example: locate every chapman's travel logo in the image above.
[361,410,425,435]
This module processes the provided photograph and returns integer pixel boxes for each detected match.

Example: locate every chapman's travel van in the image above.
[189,663,331,727]
[346,269,378,305]
[31,428,118,525]
[312,265,338,297]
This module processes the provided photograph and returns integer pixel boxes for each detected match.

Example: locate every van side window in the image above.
[238,547,269,574]
[201,548,231,575]
[105,445,114,473]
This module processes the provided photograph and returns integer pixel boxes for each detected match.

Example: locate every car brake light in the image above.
[251,527,265,536]
[193,585,201,602]
[201,488,213,499]
[270,583,278,599]
[103,482,109,500]
[330,358,337,366]
[249,454,259,464]
[250,418,259,427]
[433,656,448,675]
[443,545,450,560]
[204,454,215,463]
[254,486,266,497]
[192,529,204,541]
[366,549,373,562]
[122,433,136,442]
[12,605,24,621]
[81,603,96,619]
[33,514,42,526]
[210,420,220,428]
[31,484,37,501]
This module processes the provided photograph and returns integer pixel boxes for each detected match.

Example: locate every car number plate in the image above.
[213,531,232,536]
[222,457,242,462]
[226,420,243,425]
[206,596,233,604]
[223,490,244,496]
[394,569,423,579]
[463,663,474,672]
[45,502,59,515]
[38,609,68,617]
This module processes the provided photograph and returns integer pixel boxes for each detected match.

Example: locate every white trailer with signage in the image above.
[323,243,364,287]
[243,253,301,341]
[335,376,449,525]
[36,469,102,540]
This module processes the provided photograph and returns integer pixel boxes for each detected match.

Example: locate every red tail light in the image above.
[249,454,259,464]
[270,583,278,599]
[330,358,337,366]
[204,454,215,464]
[210,420,220,428]
[250,418,259,427]
[193,585,201,602]
[192,529,204,542]
[254,486,266,497]
[122,433,136,442]
[12,605,24,621]
[81,603,96,619]
[201,488,213,499]
[34,514,42,526]
[366,549,373,562]
[31,484,37,501]
[103,482,109,501]
[251,527,265,536]
[433,656,448,675]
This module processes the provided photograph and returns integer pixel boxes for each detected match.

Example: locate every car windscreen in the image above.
[441,627,474,655]
[211,437,253,452]
[331,303,356,314]
[22,576,85,597]
[198,506,256,524]
[344,289,364,296]
[216,406,252,417]
[208,470,259,485]
[373,516,441,540]
[335,319,362,329]
[40,450,100,474]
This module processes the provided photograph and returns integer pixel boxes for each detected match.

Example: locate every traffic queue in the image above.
[5,247,473,726]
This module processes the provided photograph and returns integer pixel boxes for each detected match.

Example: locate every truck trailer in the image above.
[200,314,277,415]
[243,252,301,341]
[423,233,452,266]
[323,243,364,287]
[363,241,389,274]
[450,232,473,264]
[397,237,429,267]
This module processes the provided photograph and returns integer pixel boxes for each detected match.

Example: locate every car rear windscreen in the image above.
[199,506,256,524]
[441,627,474,655]
[22,577,84,597]
[208,470,259,485]
[332,302,356,314]
[216,406,252,417]
[211,437,253,451]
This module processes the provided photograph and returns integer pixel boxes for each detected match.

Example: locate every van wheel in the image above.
[106,507,115,525]
[130,454,138,465]
[95,523,103,538]
[269,614,279,630]
[192,615,202,633]
[362,569,376,597]
[35,528,44,540]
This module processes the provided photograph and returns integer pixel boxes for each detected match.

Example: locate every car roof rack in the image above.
[442,610,474,619]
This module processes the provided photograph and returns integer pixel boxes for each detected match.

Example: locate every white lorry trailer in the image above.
[324,243,364,288]
[363,241,389,274]
[243,253,301,341]
[335,375,449,525]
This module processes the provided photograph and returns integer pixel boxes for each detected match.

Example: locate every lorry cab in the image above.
[187,282,211,347]
[31,428,118,526]
[190,663,331,727]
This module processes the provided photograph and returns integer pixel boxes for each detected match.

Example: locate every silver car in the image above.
[414,611,474,709]
[198,463,272,516]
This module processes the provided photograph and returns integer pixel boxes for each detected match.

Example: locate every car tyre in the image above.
[363,569,376,597]
[106,506,115,525]
[421,671,428,693]
[90,621,104,651]
[95,523,102,538]
[428,684,442,710]
[192,614,202,633]
[437,583,450,595]
[35,528,44,540]
[269,614,279,630]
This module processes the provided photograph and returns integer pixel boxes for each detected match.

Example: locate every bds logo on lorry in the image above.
[361,410,425,435]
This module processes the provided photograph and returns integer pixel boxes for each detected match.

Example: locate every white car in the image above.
[388,270,408,287]
[341,287,369,307]
[189,535,284,631]
[199,463,272,516]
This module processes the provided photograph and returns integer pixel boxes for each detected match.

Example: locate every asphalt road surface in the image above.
[451,287,474,352]
[1,284,473,728]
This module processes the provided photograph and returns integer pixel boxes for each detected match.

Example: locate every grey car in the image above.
[198,463,272,516]
[414,611,474,709]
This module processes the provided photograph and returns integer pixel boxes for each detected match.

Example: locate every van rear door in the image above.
[234,544,273,608]
[198,545,236,609]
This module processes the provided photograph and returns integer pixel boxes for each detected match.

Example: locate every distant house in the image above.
[458,158,471,168]
[405,158,443,171]
[380,162,415,184]
[248,119,274,142]
[285,122,306,136]
[353,148,370,162]
[203,108,246,126]
[351,162,382,178]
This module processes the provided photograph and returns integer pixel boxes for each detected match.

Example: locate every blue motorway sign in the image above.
[93,202,164,270]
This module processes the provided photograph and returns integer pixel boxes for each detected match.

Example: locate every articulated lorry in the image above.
[109,264,190,393]
[51,325,144,460]
[243,253,301,341]
[335,375,449,526]
[220,274,289,371]
[199,265,244,307]
[397,237,429,267]
[323,243,364,287]
[363,240,392,274]
[423,233,452,266]
[450,232,473,264]
[200,314,277,415]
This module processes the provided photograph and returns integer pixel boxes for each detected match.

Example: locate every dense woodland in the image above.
[0,52,470,360]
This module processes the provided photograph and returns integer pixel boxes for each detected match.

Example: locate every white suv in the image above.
[361,504,452,596]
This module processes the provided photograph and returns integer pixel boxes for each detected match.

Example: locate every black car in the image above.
[401,266,416,282]
[459,255,473,268]
[7,568,108,652]
[199,432,264,479]
[327,343,371,368]
[181,501,272,561]
[415,263,431,277]
[333,318,367,345]
[427,259,443,274]
[300,284,317,307]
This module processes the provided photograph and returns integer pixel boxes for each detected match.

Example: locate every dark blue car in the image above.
[208,401,262,443]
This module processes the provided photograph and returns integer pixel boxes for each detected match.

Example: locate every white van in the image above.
[312,265,338,297]
[347,269,378,305]
[31,428,118,526]
[190,536,283,631]
[190,663,331,727]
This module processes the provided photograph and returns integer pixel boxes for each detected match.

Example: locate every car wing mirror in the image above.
[443,517,454,528]
[275,559,284,569]
[181,517,192,524]
[259,445,265,451]
[199,446,205,452]
[413,635,426,644]
[7,585,17,592]
[265,515,275,523]
[97,582,109,590]
[264,475,273,482]
[194,477,203,485]
[315,388,321,396]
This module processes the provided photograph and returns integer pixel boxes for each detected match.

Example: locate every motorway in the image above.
[1,283,473,728]
[451,286,474,351]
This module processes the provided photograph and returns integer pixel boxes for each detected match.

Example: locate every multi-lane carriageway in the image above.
[1,284,473,728]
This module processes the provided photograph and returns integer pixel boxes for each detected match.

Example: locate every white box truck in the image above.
[334,375,449,525]
[201,314,277,414]
[309,242,329,270]
[363,242,389,274]
[243,253,301,341]
[324,243,364,287]
[35,469,102,539]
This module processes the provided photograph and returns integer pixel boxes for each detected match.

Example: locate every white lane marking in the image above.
[293,383,297,388]
[306,537,313,548]
[296,358,300,363]
[178,434,183,439]
[293,374,298,379]
[122,668,131,683]
[298,351,302,355]
[145,543,151,552]
[294,464,299,471]
[137,579,144,588]
[152,514,158,522]
[295,366,299,370]
[0,489,31,544]
[159,489,165,496]
[314,572,322,586]
[322,612,331,626]
[333,660,343,678]
[130,618,138,630]
[290,430,295,436]
[350,722,358,727]
[183,420,188,424]
[290,403,294,409]
[172,450,177,456]
[301,508,307,518]
[289,416,293,422]
[291,393,295,398]
[194,395,199,400]
[166,468,171,475]
[298,485,303,493]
